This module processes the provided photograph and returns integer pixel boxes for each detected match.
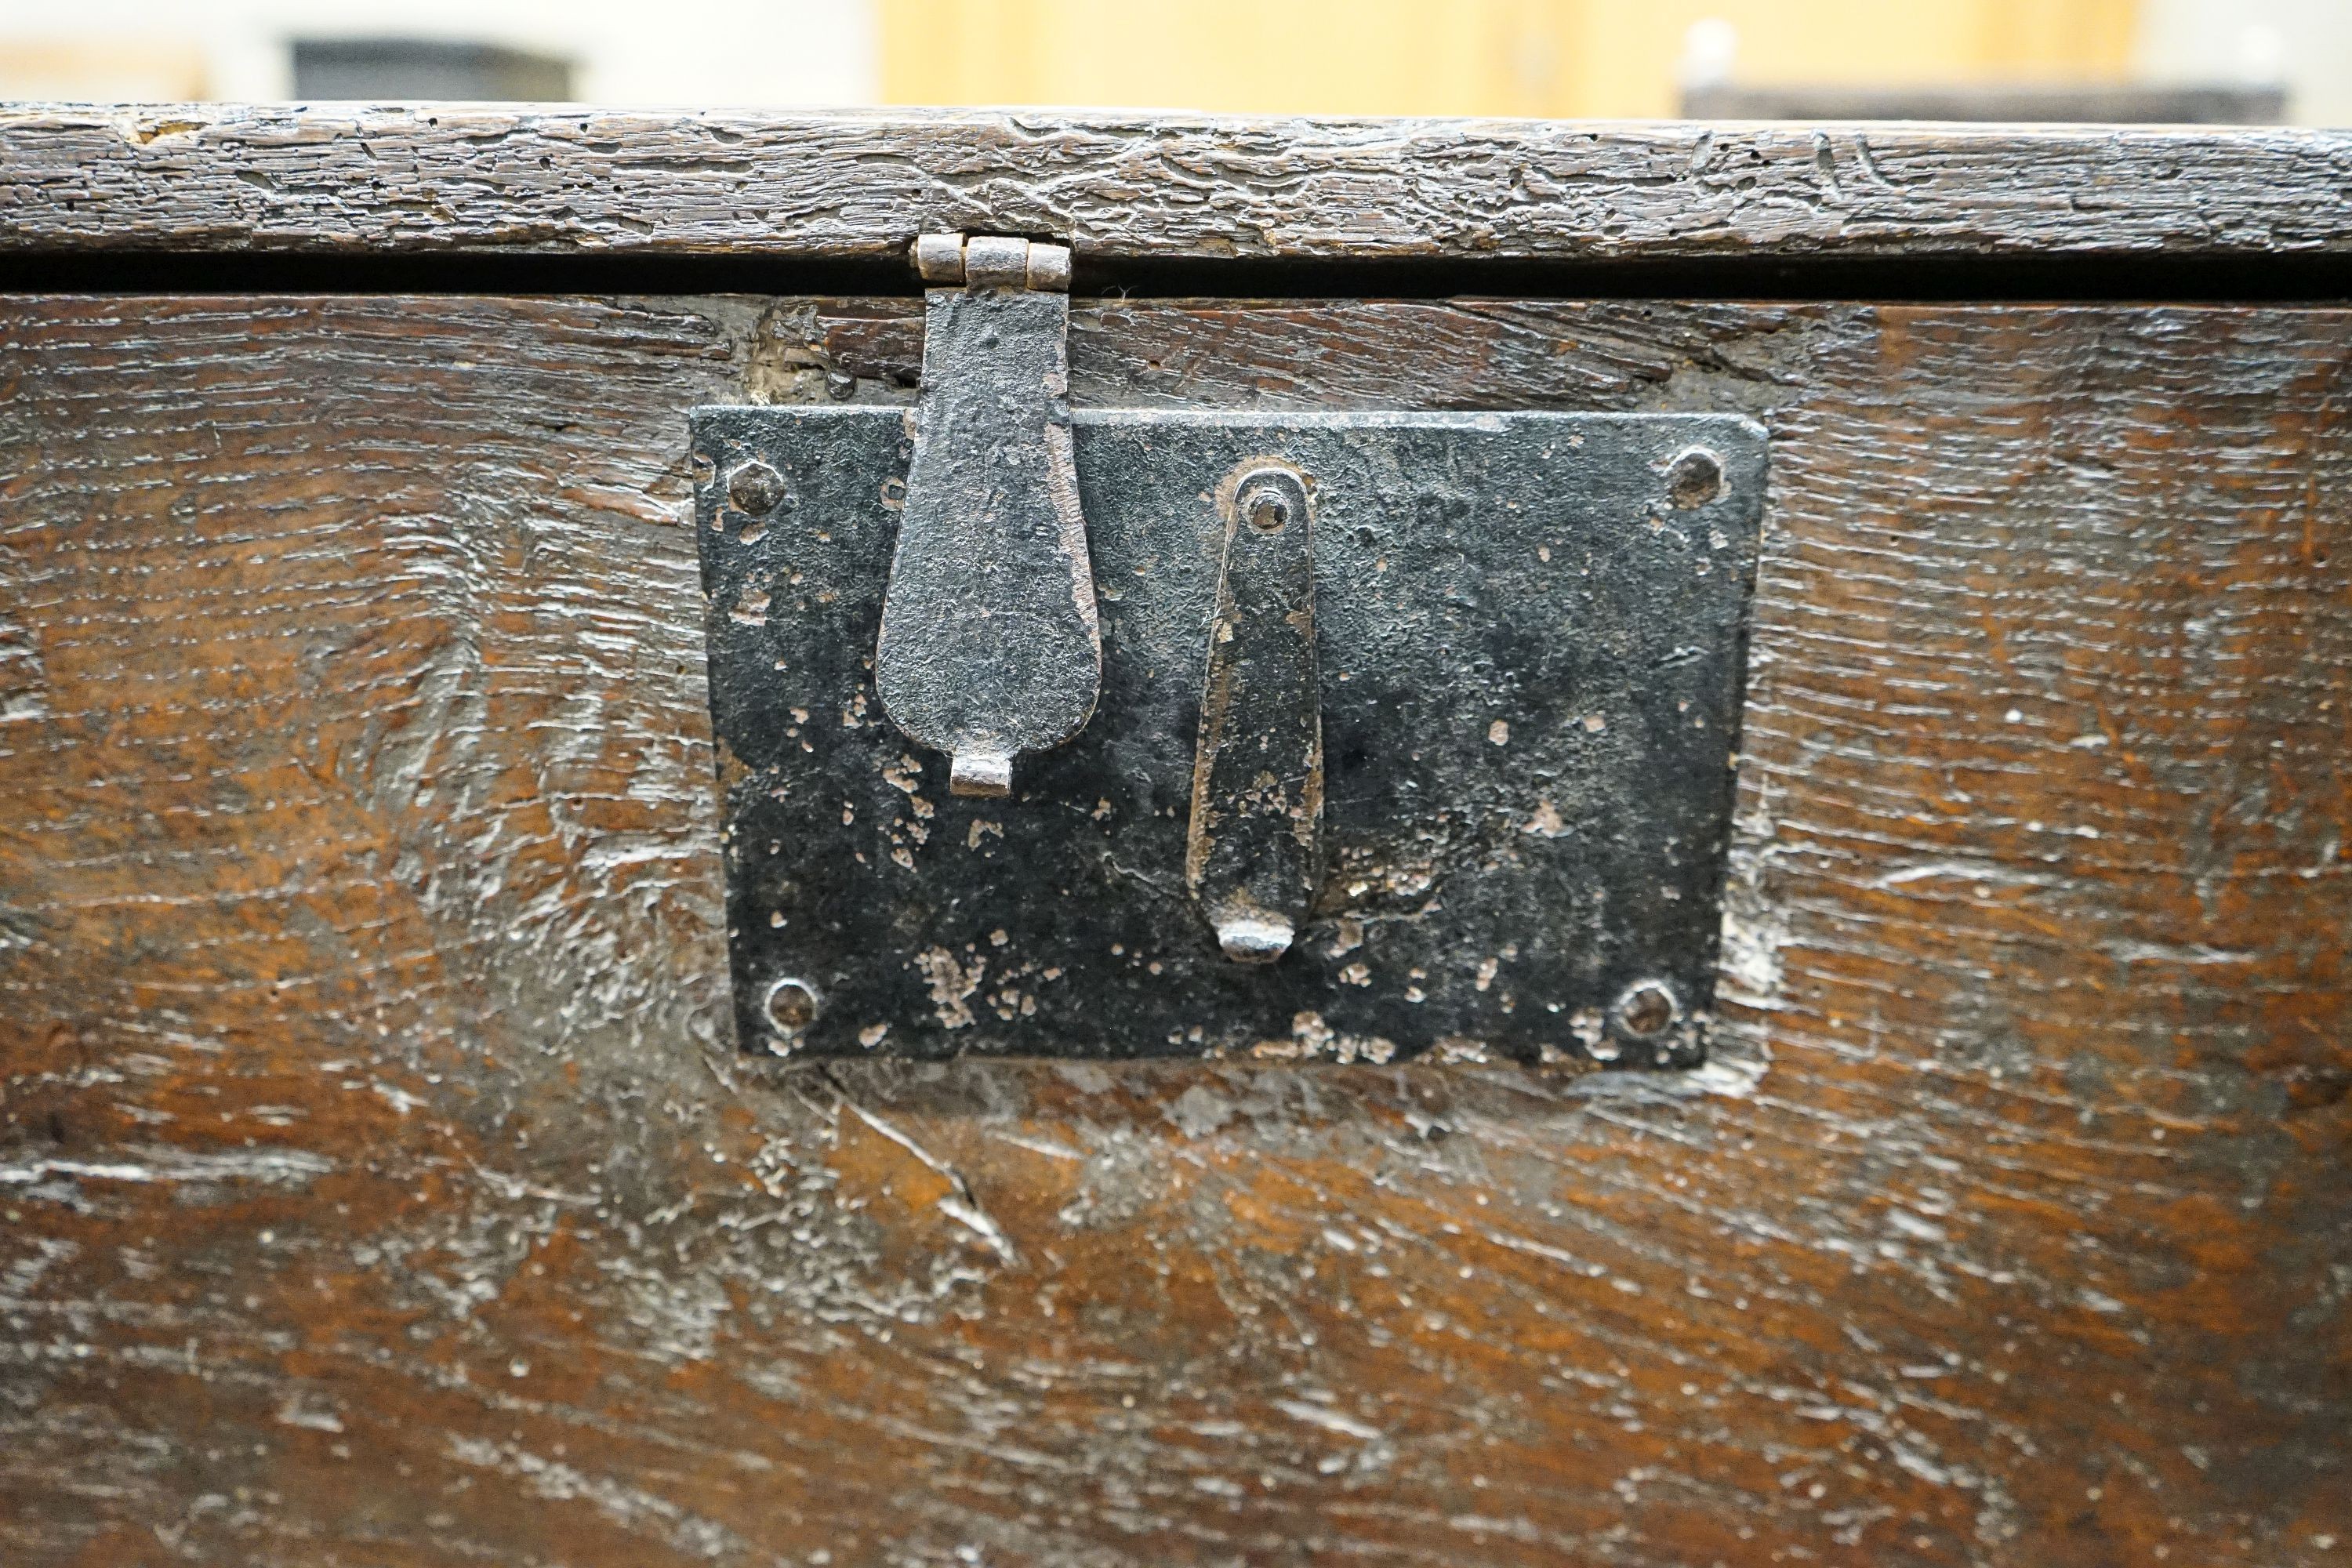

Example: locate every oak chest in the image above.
[1,107,2348,1567]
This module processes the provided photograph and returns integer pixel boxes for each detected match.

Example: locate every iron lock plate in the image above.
[691,407,1766,1068]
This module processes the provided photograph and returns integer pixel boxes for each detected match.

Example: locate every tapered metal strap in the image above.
[874,233,1100,798]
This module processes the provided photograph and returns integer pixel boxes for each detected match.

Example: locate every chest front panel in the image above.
[0,290,2346,1567]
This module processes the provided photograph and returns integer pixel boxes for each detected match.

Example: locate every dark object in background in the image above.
[1682,82,2286,123]
[291,38,572,100]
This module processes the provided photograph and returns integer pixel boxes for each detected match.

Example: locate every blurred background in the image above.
[0,0,2342,124]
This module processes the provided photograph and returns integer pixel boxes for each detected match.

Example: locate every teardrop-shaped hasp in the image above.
[874,234,1100,797]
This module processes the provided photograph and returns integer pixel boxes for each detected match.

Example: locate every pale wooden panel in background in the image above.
[877,0,2143,118]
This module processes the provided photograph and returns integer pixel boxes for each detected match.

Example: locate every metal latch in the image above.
[690,234,1769,1069]
[878,234,1097,800]
[1187,463,1322,964]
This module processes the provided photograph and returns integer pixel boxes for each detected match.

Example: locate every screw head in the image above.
[1612,979,1679,1040]
[764,977,820,1044]
[1664,448,1724,510]
[728,460,786,516]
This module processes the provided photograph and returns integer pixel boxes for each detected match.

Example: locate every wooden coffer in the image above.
[2,108,2347,1566]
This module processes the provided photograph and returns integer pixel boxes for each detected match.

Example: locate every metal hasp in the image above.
[1188,463,1323,964]
[874,233,1100,798]
[691,405,1769,1069]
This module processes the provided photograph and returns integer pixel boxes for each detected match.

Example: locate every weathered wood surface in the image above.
[3,107,2351,261]
[2,292,2348,1567]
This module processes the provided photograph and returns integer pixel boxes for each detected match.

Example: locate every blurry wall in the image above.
[0,0,877,104]
[877,0,2143,118]
[2137,0,2352,125]
[0,36,210,100]
[0,0,2339,122]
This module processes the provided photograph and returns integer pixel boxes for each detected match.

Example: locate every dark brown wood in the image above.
[2,290,2346,1566]
[2,106,2350,262]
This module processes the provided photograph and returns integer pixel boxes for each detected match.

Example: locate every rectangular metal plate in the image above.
[691,408,1766,1068]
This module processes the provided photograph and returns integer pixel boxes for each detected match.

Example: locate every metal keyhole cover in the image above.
[1187,462,1324,964]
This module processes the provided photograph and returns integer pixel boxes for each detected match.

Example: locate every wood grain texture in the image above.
[1,292,2347,1567]
[2,106,2351,261]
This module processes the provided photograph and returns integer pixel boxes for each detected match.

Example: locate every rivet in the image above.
[1612,979,1679,1040]
[764,977,820,1042]
[728,460,786,516]
[1245,489,1292,533]
[1665,448,1724,509]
